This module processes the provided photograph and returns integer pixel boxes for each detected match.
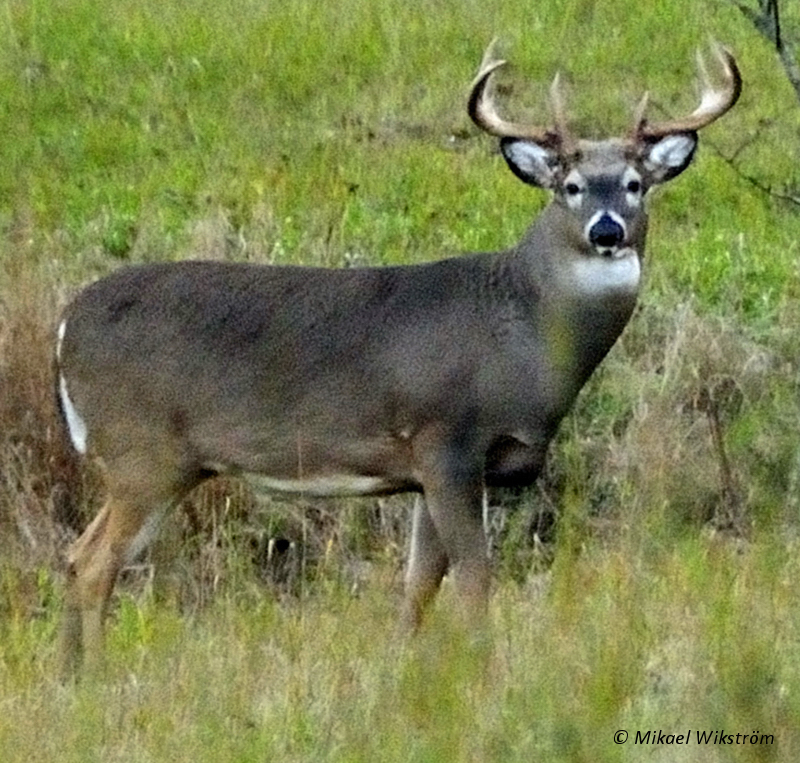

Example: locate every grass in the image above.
[2,538,800,761]
[2,0,800,759]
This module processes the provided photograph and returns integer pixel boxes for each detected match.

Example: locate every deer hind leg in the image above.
[58,438,188,679]
[60,490,167,678]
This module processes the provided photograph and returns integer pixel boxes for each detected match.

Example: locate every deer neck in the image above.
[509,203,645,385]
[516,202,645,307]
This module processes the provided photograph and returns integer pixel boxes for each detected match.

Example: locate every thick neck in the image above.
[505,204,645,388]
[513,203,646,304]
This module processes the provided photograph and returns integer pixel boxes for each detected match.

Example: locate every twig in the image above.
[694,381,746,535]
[647,95,800,207]
[710,139,800,206]
[731,0,800,103]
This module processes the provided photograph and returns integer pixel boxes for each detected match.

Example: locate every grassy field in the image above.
[2,0,800,760]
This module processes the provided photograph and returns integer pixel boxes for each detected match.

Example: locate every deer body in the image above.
[58,223,638,487]
[56,43,740,675]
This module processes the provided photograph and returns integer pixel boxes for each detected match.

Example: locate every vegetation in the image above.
[2,0,800,759]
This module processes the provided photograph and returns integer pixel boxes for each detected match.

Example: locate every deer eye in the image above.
[626,179,642,194]
[565,182,582,196]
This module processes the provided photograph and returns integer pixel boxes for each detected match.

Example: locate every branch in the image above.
[732,0,800,102]
[710,136,800,207]
[647,94,800,206]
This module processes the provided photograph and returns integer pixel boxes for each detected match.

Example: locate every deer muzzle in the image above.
[587,212,626,257]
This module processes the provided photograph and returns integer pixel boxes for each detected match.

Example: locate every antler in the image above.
[632,43,742,140]
[467,40,571,151]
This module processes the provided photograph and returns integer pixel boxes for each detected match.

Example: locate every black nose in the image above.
[589,214,625,250]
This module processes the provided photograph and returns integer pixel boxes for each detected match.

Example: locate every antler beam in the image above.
[633,43,742,140]
[467,40,569,150]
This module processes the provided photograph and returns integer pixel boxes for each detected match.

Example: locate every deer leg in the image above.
[411,434,490,628]
[59,471,174,679]
[60,501,111,678]
[60,494,158,677]
[426,484,491,627]
[401,495,449,633]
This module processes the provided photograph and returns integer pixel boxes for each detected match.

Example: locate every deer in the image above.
[55,41,740,675]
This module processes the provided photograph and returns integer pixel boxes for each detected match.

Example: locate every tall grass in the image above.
[2,0,800,759]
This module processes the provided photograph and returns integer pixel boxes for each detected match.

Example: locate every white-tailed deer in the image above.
[55,42,740,675]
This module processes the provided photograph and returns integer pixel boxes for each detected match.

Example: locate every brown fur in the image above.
[55,49,739,676]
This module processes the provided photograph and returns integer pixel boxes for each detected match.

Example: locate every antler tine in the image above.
[478,36,503,75]
[549,72,576,154]
[468,40,562,148]
[631,91,650,135]
[633,42,742,140]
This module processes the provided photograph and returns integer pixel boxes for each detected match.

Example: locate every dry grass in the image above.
[0,240,410,616]
[1,236,797,618]
[0,239,75,553]
[2,0,800,757]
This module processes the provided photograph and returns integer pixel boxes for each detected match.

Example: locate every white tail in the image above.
[56,42,740,675]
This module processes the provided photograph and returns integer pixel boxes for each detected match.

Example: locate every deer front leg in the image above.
[401,495,449,633]
[411,435,490,629]
[427,483,491,628]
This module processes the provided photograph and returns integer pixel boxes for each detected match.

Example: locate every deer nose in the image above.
[588,214,625,251]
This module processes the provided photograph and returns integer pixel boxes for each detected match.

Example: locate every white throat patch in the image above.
[569,248,641,297]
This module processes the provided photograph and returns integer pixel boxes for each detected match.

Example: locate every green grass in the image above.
[2,538,800,761]
[3,0,800,760]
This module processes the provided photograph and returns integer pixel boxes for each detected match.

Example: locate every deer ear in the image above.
[500,137,560,189]
[641,132,698,184]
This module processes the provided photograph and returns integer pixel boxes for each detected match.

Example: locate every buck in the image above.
[55,42,740,674]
